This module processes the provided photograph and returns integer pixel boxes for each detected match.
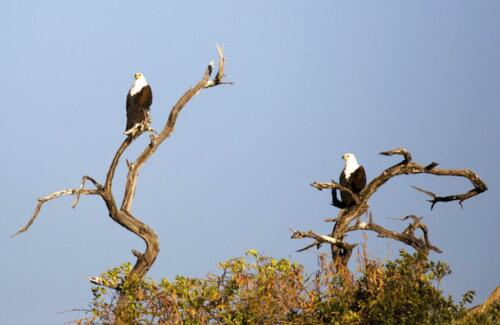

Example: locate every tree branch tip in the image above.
[412,185,436,198]
[379,147,412,162]
[425,162,439,170]
[310,182,323,190]
[56,308,92,315]
[296,242,321,253]
[10,230,23,238]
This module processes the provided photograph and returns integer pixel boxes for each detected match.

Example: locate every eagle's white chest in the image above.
[343,162,359,180]
[130,78,148,96]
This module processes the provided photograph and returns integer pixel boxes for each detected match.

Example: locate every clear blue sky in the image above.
[1,1,499,324]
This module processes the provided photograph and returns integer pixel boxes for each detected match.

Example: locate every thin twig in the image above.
[13,188,99,237]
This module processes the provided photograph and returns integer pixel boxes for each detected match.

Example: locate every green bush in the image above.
[77,250,495,324]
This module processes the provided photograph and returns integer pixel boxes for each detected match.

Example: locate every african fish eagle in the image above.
[125,72,153,137]
[339,153,366,207]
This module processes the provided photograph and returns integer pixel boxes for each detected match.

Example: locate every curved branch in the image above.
[121,47,229,213]
[105,137,132,193]
[362,149,487,209]
[13,188,100,237]
[72,175,103,208]
[290,229,357,252]
[311,181,361,206]
[293,147,487,266]
[380,147,412,163]
[16,46,231,324]
[345,215,442,254]
[205,44,234,88]
[110,46,230,323]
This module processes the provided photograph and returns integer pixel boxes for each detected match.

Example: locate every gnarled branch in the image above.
[346,214,442,254]
[290,229,357,262]
[12,188,100,238]
[311,180,361,207]
[15,45,231,324]
[292,147,487,266]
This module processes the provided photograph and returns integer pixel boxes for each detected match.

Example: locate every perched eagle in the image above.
[338,153,366,207]
[125,72,153,137]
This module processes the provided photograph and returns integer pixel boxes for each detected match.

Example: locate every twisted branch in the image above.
[346,214,442,254]
[14,45,231,323]
[311,180,361,206]
[12,188,100,237]
[364,149,487,210]
[292,147,487,265]
[290,229,357,252]
[72,175,103,208]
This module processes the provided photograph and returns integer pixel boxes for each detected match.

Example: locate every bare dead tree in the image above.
[291,148,487,266]
[14,45,231,323]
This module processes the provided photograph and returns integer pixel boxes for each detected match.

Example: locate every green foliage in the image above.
[355,251,458,325]
[78,250,492,324]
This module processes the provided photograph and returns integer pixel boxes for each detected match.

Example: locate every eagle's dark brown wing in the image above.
[339,170,354,207]
[126,86,153,132]
[136,85,153,108]
[339,166,367,207]
[349,166,366,193]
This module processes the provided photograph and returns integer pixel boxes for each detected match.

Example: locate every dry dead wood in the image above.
[293,147,487,265]
[14,45,231,324]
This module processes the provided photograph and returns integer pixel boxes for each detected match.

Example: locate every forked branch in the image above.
[13,188,100,238]
[15,46,231,323]
[290,229,357,252]
[345,214,442,254]
[311,180,361,206]
[292,147,487,265]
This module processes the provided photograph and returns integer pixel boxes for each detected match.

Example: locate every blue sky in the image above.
[1,1,499,324]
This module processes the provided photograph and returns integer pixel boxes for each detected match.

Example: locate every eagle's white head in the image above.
[130,72,148,96]
[342,153,360,179]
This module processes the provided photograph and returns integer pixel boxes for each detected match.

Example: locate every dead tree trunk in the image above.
[291,148,487,267]
[14,45,231,324]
